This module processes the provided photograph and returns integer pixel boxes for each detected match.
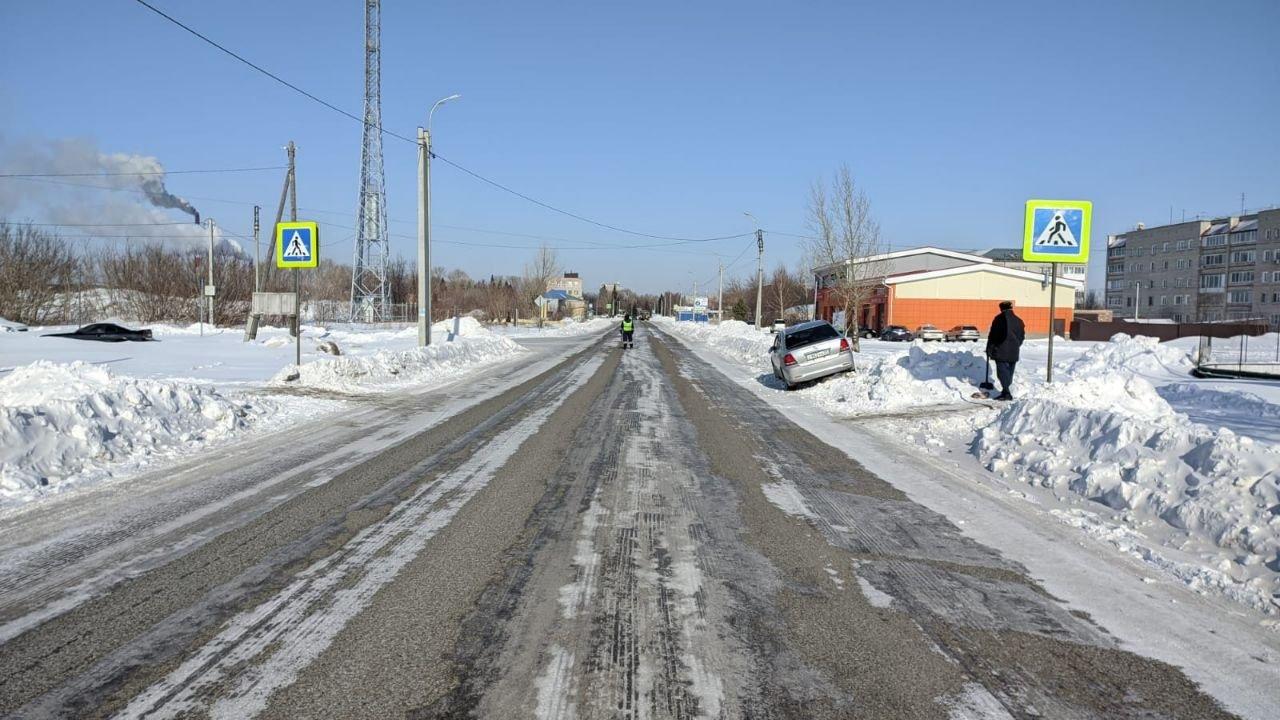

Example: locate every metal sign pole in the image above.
[1047,262,1058,383]
[295,269,302,367]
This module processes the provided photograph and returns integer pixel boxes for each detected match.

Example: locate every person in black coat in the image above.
[985,300,1025,400]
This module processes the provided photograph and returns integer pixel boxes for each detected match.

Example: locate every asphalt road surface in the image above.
[0,325,1240,719]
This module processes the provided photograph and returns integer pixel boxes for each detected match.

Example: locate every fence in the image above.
[1194,331,1280,379]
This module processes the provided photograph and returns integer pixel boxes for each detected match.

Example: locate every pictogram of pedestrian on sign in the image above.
[276,221,320,269]
[1039,211,1078,247]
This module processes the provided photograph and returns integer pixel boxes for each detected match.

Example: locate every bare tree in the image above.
[522,243,561,326]
[0,223,81,325]
[804,164,884,350]
[767,262,805,321]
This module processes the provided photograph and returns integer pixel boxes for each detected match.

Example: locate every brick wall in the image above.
[889,298,1071,334]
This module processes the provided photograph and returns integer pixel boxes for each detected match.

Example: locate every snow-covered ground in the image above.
[653,317,1280,618]
[487,316,616,339]
[0,316,606,509]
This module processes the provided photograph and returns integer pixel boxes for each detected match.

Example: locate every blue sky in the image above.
[2,0,1277,294]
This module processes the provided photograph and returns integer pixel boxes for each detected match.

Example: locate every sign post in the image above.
[1022,199,1091,383]
[276,221,321,369]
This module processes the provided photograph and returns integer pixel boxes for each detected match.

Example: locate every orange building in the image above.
[815,248,1080,335]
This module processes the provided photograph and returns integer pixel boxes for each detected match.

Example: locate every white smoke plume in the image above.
[0,135,241,253]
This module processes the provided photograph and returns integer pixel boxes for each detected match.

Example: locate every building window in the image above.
[1203,234,1228,248]
[1228,271,1254,284]
[1201,274,1225,291]
[1230,250,1256,264]
[1160,295,1167,306]
[1228,289,1252,304]
[1202,253,1225,267]
[1147,295,1153,306]
[1162,242,1169,253]
[1107,297,1122,308]
[1126,297,1133,307]
[1230,229,1257,245]
[1107,262,1124,274]
[1106,279,1125,291]
[1264,272,1271,283]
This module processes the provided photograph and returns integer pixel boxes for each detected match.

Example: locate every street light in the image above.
[745,211,763,328]
[418,93,462,347]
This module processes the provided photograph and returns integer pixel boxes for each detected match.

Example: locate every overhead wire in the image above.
[0,166,287,179]
[131,0,748,245]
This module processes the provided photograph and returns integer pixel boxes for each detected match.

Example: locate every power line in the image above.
[0,166,287,179]
[132,0,415,144]
[131,0,749,245]
[14,221,201,228]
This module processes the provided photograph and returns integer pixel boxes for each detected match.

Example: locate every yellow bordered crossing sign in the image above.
[276,221,320,269]
[1022,199,1091,263]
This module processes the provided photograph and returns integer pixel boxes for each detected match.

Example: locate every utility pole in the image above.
[206,219,216,327]
[417,94,460,346]
[717,261,724,324]
[252,205,261,292]
[418,126,431,346]
[754,229,764,328]
[1134,281,1141,320]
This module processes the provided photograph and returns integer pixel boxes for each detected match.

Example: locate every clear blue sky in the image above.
[2,0,1277,294]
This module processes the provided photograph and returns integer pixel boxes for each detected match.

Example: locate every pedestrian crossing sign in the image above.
[276,221,320,269]
[1022,199,1091,263]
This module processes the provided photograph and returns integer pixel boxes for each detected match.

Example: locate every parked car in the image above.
[768,320,855,390]
[915,324,945,342]
[879,325,913,342]
[0,317,28,332]
[945,325,980,342]
[858,327,879,339]
[770,319,787,334]
[44,323,154,342]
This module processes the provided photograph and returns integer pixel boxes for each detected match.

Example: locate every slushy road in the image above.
[0,325,1237,719]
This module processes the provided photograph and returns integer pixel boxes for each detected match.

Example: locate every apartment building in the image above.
[1104,208,1280,325]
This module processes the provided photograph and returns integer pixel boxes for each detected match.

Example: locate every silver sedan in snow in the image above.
[768,320,855,389]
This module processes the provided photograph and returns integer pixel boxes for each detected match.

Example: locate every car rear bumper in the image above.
[782,352,854,384]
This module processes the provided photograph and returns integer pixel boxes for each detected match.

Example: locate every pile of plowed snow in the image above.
[976,335,1280,612]
[797,343,988,416]
[272,319,525,393]
[652,318,772,366]
[0,361,276,505]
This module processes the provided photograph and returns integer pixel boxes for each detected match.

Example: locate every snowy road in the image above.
[0,325,1256,718]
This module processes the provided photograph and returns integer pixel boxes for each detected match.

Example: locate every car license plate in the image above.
[805,348,831,360]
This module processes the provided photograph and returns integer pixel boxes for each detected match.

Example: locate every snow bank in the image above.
[272,324,525,394]
[0,361,276,505]
[797,343,988,416]
[652,318,773,366]
[976,336,1280,612]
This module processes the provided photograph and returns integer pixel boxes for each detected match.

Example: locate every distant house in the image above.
[546,272,586,319]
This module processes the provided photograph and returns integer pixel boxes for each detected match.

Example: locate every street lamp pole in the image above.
[418,93,461,347]
[745,212,763,328]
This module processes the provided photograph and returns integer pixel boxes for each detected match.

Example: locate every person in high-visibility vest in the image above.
[620,314,634,348]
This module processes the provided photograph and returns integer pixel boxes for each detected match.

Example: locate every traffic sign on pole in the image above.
[1022,199,1091,263]
[276,221,320,269]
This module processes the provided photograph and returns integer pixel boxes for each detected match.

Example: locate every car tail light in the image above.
[783,353,797,366]
[839,338,850,352]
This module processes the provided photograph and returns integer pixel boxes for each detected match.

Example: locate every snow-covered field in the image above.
[0,316,604,509]
[654,317,1280,617]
